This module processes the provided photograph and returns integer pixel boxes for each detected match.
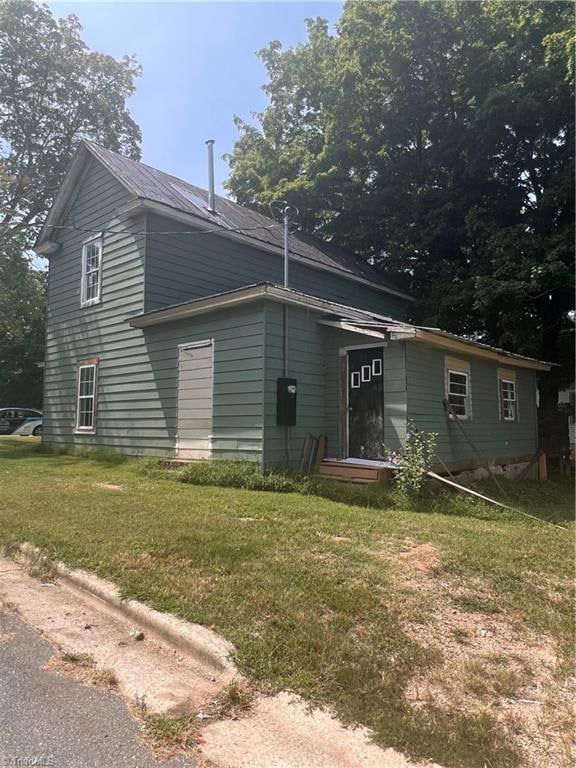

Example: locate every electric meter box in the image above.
[276,377,297,426]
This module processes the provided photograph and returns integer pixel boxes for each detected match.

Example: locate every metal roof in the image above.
[128,281,552,371]
[66,142,411,299]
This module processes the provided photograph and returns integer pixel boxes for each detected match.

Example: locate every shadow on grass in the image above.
[0,438,129,467]
[3,438,572,528]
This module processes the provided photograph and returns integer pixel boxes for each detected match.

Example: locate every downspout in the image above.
[283,205,289,376]
[283,206,291,466]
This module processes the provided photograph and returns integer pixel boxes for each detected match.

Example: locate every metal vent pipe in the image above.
[205,139,216,213]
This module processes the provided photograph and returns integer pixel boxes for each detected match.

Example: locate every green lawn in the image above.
[0,437,573,768]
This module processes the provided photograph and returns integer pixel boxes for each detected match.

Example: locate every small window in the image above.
[447,369,470,418]
[500,378,517,422]
[76,361,98,432]
[81,235,102,306]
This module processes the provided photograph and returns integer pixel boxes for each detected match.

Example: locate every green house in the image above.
[35,142,551,473]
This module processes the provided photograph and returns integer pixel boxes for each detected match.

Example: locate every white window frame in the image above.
[499,377,517,422]
[75,360,99,433]
[81,234,103,307]
[445,358,472,420]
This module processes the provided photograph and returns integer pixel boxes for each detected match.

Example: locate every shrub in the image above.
[385,421,438,496]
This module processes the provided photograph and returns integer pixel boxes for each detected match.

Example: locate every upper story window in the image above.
[445,357,471,419]
[498,370,517,422]
[81,235,102,307]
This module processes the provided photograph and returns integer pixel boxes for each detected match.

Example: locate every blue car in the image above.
[0,407,43,436]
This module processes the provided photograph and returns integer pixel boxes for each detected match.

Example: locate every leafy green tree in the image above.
[0,0,141,406]
[0,228,45,406]
[226,0,575,410]
[0,0,141,230]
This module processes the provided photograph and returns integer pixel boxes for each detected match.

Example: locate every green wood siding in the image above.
[43,158,151,452]
[141,305,265,460]
[262,304,325,467]
[381,342,408,453]
[144,214,408,319]
[262,306,407,467]
[406,343,538,464]
[44,161,265,459]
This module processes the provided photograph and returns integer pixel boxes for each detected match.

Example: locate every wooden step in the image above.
[316,461,392,485]
[160,458,193,469]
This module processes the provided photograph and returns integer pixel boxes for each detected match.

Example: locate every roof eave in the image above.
[34,143,89,250]
[414,329,552,371]
[128,284,553,370]
[35,240,60,256]
[128,283,359,328]
[34,141,142,253]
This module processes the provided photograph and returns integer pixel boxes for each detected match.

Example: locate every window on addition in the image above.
[499,378,517,422]
[447,369,470,419]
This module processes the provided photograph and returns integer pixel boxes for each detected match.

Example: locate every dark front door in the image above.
[347,347,384,459]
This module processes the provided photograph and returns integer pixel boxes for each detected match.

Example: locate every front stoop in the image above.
[316,459,394,485]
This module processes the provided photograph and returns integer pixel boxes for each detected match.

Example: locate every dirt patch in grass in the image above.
[165,553,195,567]
[397,538,442,573]
[47,651,119,690]
[367,537,442,575]
[94,482,124,491]
[108,551,156,569]
[402,576,575,768]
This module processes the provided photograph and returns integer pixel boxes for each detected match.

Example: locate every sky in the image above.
[47,1,343,194]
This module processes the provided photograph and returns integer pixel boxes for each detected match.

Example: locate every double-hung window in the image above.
[81,235,102,306]
[498,371,517,422]
[445,358,471,419]
[76,360,98,432]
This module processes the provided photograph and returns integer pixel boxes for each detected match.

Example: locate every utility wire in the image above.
[0,219,280,238]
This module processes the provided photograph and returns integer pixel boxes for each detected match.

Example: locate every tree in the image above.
[0,0,141,230]
[0,227,45,406]
[225,0,575,410]
[0,0,142,406]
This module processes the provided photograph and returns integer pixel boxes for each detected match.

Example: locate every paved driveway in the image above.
[0,610,193,768]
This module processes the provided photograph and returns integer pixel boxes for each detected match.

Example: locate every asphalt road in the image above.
[0,610,194,768]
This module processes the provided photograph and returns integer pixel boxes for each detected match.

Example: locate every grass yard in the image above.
[0,437,573,768]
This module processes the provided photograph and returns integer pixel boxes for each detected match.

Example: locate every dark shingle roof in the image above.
[84,142,411,299]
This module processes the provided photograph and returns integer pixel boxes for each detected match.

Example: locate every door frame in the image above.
[176,338,214,458]
[339,343,386,459]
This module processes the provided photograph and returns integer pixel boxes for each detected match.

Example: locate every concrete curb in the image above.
[17,543,237,676]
